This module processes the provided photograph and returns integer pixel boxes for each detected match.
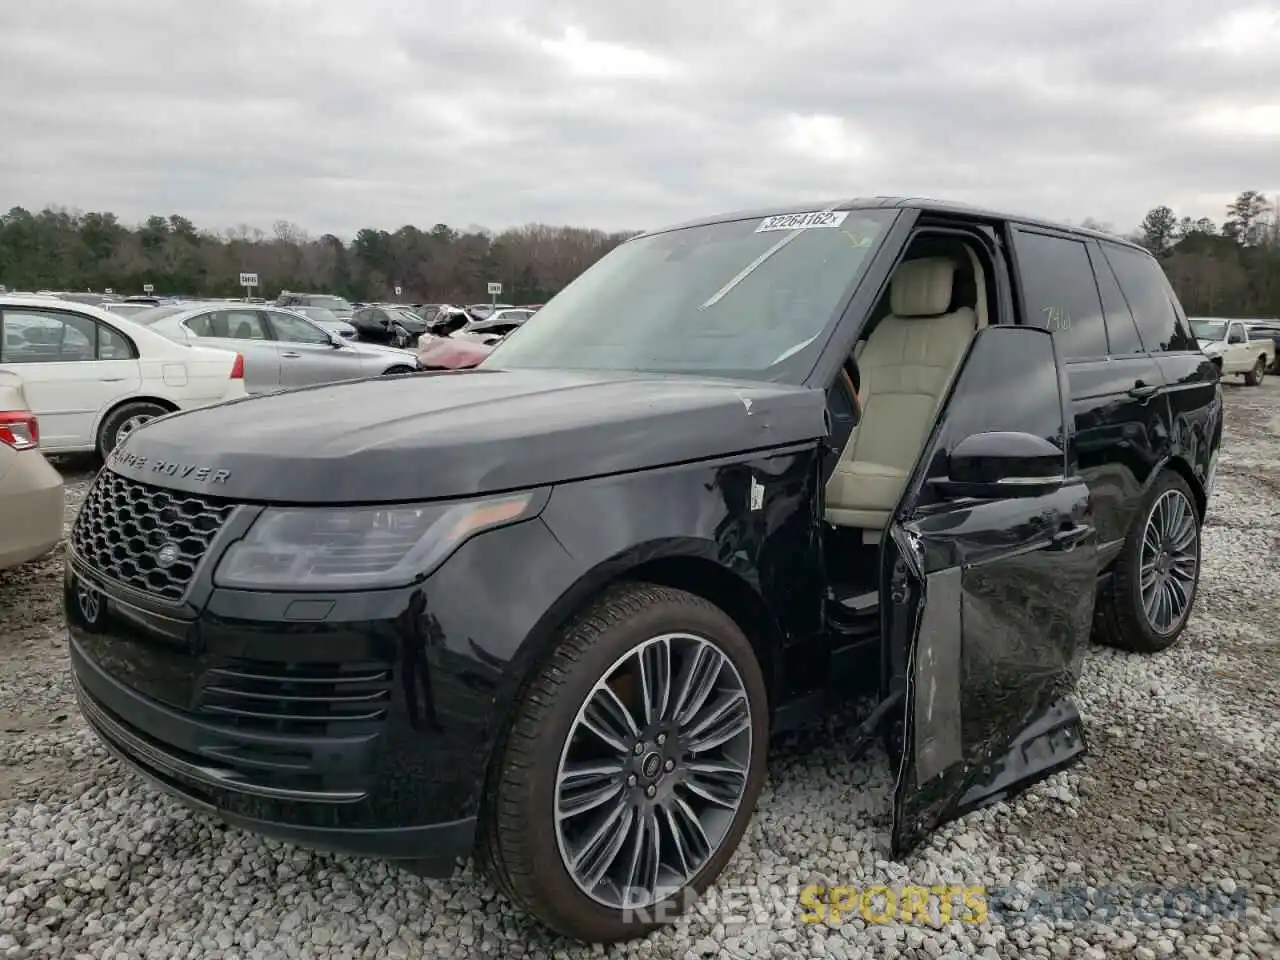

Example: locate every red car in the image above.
[416,334,494,369]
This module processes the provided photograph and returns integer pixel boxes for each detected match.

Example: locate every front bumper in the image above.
[70,629,475,873]
[71,643,474,872]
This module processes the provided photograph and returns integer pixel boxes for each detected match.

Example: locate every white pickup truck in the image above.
[1190,317,1276,386]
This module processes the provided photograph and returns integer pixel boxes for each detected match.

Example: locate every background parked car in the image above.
[274,291,355,321]
[281,305,357,339]
[142,303,420,392]
[1245,320,1280,373]
[416,333,494,369]
[1191,317,1275,385]
[101,302,157,319]
[0,371,63,571]
[0,295,247,454]
[424,305,474,336]
[451,309,534,344]
[465,302,512,321]
[351,305,429,346]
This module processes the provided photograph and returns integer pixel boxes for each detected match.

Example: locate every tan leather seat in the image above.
[824,256,976,531]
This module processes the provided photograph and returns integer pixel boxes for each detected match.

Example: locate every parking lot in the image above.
[0,385,1276,960]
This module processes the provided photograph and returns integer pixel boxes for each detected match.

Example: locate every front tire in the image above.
[1093,470,1202,653]
[96,401,171,457]
[382,365,415,376]
[1244,357,1265,386]
[479,583,768,943]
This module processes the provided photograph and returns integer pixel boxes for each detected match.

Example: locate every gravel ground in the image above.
[1,386,1278,960]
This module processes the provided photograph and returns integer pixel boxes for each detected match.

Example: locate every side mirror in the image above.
[931,431,1065,499]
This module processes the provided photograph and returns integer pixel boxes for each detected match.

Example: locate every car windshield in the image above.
[1190,320,1228,340]
[483,208,897,382]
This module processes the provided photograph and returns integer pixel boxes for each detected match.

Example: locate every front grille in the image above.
[71,471,236,601]
[196,661,394,737]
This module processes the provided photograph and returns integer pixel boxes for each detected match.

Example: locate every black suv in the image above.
[66,198,1222,944]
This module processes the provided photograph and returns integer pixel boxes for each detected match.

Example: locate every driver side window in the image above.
[1227,324,1246,344]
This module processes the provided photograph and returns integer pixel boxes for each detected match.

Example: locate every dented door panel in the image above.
[884,325,1097,855]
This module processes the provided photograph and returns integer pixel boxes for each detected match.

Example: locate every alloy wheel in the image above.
[1139,489,1200,634]
[114,414,154,447]
[554,632,753,911]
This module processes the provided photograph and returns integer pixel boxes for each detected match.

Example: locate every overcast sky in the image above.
[3,1,1278,239]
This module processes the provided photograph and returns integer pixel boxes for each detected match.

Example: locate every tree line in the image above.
[0,209,638,305]
[1134,191,1280,318]
[1,190,1278,317]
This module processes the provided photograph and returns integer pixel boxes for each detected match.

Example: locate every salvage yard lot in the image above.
[1,387,1277,960]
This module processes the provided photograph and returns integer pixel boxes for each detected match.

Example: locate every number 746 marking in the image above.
[1042,305,1071,331]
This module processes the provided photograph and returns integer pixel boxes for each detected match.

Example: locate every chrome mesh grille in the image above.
[71,470,235,601]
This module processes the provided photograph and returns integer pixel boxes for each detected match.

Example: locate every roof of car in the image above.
[636,196,1147,251]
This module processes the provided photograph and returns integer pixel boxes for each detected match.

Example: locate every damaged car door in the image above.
[882,324,1098,855]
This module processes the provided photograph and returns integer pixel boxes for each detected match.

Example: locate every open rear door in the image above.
[883,325,1097,855]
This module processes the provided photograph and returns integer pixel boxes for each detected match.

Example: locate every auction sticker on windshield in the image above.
[755,210,849,232]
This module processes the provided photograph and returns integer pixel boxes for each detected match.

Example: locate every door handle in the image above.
[280,352,301,358]
[1049,523,1092,551]
[100,377,126,382]
[1128,382,1159,400]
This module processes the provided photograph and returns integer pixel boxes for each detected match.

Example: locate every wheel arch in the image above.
[93,395,180,449]
[1154,455,1207,521]
[489,545,784,732]
[475,544,786,835]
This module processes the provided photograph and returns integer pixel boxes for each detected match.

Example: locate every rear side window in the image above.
[1012,230,1108,361]
[1087,243,1145,355]
[0,309,136,362]
[1099,244,1197,353]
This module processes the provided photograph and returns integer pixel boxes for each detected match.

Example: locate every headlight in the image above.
[213,490,546,591]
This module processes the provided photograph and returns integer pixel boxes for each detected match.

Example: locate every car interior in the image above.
[818,231,996,672]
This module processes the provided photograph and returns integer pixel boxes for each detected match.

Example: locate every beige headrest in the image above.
[890,257,956,317]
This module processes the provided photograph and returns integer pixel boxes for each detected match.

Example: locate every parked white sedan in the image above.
[0,296,248,455]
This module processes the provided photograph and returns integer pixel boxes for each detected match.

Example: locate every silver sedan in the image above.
[141,304,421,394]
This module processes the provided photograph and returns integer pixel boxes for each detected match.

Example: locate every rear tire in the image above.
[1244,357,1265,386]
[478,583,768,943]
[1093,470,1202,653]
[96,401,171,457]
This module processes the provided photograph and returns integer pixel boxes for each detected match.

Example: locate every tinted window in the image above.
[1,309,96,363]
[1086,242,1144,355]
[216,310,269,340]
[1100,243,1197,352]
[1012,230,1108,361]
[187,310,269,339]
[268,311,330,344]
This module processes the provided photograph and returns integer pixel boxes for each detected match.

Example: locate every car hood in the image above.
[106,368,825,503]
[1198,339,1223,353]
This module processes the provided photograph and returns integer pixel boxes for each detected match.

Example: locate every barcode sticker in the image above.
[755,210,848,233]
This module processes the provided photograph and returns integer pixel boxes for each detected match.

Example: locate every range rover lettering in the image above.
[66,197,1222,944]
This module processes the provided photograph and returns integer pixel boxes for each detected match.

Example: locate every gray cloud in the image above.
[2,0,1278,237]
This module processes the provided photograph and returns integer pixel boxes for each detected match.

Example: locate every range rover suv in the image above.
[65,198,1222,944]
